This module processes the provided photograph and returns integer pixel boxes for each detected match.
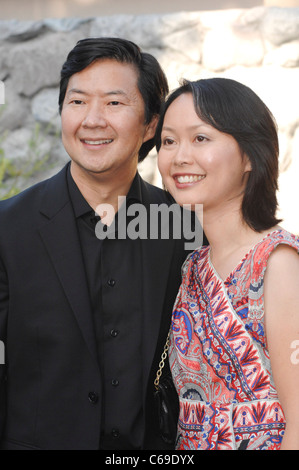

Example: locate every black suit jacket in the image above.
[0,164,189,450]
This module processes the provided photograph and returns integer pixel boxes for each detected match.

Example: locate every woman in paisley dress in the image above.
[156,78,299,450]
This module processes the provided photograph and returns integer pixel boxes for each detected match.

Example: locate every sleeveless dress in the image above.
[169,229,299,450]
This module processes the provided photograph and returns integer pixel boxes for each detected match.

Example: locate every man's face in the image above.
[61,59,156,184]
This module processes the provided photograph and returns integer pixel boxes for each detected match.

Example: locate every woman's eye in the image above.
[162,138,175,146]
[195,135,207,143]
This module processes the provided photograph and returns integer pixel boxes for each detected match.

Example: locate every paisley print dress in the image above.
[169,229,299,450]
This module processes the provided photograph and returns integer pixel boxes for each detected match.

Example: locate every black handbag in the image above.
[154,332,179,445]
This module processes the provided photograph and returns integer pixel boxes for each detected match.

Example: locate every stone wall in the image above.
[0,6,299,233]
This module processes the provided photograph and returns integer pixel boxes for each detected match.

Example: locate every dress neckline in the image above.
[207,228,283,283]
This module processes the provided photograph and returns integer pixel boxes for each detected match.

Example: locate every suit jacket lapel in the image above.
[38,165,98,365]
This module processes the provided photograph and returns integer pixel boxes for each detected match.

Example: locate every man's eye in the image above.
[108,101,121,106]
[71,100,84,105]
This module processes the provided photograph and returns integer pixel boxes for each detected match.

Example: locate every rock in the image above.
[234,5,266,30]
[202,26,264,71]
[161,24,203,63]
[0,19,45,42]
[43,17,92,33]
[89,15,136,41]
[0,79,31,131]
[264,40,299,67]
[31,88,61,133]
[152,48,202,90]
[0,80,4,105]
[6,32,85,96]
[0,45,10,81]
[1,127,51,164]
[261,7,299,46]
[201,8,265,71]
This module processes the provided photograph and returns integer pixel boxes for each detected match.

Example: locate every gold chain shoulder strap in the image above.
[154,331,170,390]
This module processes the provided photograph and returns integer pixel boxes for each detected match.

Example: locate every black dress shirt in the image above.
[67,168,144,450]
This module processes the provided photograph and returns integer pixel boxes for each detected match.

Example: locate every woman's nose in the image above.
[172,142,194,166]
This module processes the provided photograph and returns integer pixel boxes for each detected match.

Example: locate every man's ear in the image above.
[143,114,159,143]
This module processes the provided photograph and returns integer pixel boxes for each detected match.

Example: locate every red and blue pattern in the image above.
[169,229,299,450]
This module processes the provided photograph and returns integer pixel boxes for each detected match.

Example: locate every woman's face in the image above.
[158,93,251,213]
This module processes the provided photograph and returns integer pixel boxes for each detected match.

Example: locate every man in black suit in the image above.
[0,38,191,450]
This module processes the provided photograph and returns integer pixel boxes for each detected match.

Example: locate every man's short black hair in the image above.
[59,37,169,162]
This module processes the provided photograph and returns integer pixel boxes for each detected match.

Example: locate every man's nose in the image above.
[82,104,108,128]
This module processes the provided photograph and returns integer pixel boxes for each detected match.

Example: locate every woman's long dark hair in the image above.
[156,78,281,232]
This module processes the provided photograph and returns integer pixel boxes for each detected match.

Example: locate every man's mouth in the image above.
[81,139,113,145]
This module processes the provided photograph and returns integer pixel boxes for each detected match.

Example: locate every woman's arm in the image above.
[264,244,299,450]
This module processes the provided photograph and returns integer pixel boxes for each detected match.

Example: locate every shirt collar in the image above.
[66,164,143,219]
[67,164,92,218]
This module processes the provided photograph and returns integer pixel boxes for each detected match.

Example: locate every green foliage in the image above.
[0,123,50,200]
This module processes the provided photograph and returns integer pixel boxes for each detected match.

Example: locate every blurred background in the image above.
[0,0,299,234]
[1,0,299,19]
